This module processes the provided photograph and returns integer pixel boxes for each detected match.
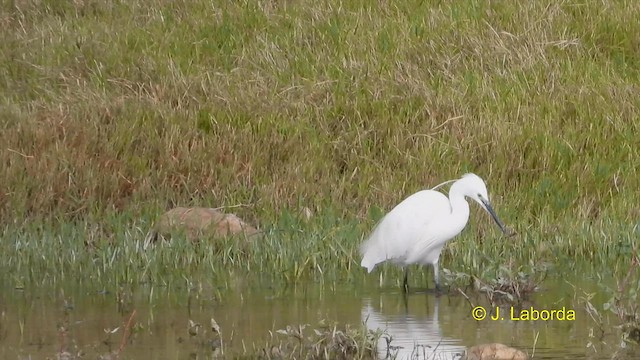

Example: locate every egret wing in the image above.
[360,190,450,271]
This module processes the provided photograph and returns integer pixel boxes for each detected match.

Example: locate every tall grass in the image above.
[0,209,635,289]
[1,1,639,286]
[2,0,639,226]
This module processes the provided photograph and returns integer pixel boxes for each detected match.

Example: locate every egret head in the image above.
[458,173,507,234]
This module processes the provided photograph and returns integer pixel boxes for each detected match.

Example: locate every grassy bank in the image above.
[1,0,639,228]
[0,211,636,289]
[1,0,639,290]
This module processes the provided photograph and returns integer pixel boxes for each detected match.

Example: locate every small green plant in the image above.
[258,323,379,360]
[602,249,640,345]
[444,263,547,306]
[581,249,640,353]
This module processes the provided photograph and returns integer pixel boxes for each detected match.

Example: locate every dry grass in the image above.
[2,0,639,228]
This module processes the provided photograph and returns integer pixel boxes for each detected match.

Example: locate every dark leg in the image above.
[403,268,409,293]
[433,261,442,292]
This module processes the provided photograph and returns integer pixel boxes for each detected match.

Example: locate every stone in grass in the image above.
[464,343,528,360]
[145,207,260,248]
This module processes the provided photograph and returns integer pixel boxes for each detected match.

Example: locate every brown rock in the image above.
[464,343,528,360]
[145,207,260,247]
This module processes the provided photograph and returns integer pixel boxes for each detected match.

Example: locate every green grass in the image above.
[2,0,640,225]
[0,209,636,290]
[1,1,639,288]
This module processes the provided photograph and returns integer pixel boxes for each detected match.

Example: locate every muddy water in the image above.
[0,278,629,359]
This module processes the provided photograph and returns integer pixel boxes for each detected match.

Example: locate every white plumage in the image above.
[360,173,506,291]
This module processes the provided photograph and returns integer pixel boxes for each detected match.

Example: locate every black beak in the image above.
[481,198,507,234]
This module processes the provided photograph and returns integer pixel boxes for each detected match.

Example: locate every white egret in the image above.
[360,173,507,292]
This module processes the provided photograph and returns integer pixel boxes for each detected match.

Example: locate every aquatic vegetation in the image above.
[604,250,640,345]
[444,263,546,306]
[180,318,224,358]
[258,323,379,360]
[470,266,544,305]
[581,249,640,354]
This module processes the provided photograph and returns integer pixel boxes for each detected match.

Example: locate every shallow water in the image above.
[0,277,632,359]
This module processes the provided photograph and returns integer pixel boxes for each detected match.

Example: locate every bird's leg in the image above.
[403,268,409,293]
[433,261,442,292]
[401,287,409,311]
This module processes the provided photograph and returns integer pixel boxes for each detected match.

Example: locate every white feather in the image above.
[359,173,506,289]
[360,190,463,271]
